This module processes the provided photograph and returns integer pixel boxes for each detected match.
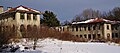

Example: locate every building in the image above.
[0,5,42,37]
[57,18,120,40]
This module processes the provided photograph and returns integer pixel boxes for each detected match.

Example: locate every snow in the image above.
[3,38,120,53]
[36,39,120,53]
[17,6,29,11]
[16,6,40,13]
[72,19,94,24]
[72,18,120,24]
[30,8,40,13]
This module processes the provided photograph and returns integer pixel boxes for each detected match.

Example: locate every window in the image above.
[98,26,100,30]
[72,26,74,31]
[88,27,91,31]
[60,27,62,31]
[67,27,69,31]
[115,33,118,38]
[80,35,82,38]
[12,25,15,32]
[76,35,79,37]
[93,26,96,30]
[33,14,37,20]
[13,17,15,20]
[79,27,81,31]
[107,25,109,30]
[84,26,86,31]
[111,27,114,30]
[63,27,64,31]
[115,26,118,30]
[84,34,87,38]
[20,13,24,19]
[76,26,78,31]
[27,25,31,31]
[97,34,101,38]
[88,34,91,39]
[27,14,31,20]
[13,13,15,20]
[112,33,114,38]
[93,34,96,39]
[20,25,25,32]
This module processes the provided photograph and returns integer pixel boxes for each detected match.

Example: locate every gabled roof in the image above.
[72,18,120,24]
[4,5,41,14]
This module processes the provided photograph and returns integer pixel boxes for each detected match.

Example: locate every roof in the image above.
[72,18,120,24]
[4,5,41,14]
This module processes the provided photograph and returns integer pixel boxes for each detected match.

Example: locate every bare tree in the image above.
[0,25,18,47]
[73,8,101,22]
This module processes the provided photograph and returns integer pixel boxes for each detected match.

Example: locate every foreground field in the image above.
[12,38,120,53]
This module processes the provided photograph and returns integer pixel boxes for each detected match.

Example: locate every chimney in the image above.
[0,6,4,14]
[7,7,12,10]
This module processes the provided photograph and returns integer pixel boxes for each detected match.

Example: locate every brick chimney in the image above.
[7,7,12,10]
[0,6,4,14]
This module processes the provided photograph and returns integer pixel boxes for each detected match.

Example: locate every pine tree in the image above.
[42,11,60,27]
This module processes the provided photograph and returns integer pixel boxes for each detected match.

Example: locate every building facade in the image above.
[0,5,42,37]
[57,18,120,40]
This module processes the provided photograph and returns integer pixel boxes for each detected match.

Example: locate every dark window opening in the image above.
[79,27,81,31]
[111,27,114,30]
[80,35,82,38]
[13,17,15,20]
[98,26,100,30]
[84,26,86,31]
[76,26,78,31]
[33,14,37,20]
[107,25,109,30]
[88,27,91,31]
[63,27,64,31]
[12,25,15,32]
[88,34,91,39]
[93,26,96,30]
[20,25,25,32]
[98,34,101,38]
[20,13,24,19]
[27,25,32,31]
[67,27,69,31]
[93,34,96,39]
[112,33,114,38]
[115,26,118,30]
[84,34,87,38]
[13,13,15,20]
[115,33,118,38]
[60,27,62,31]
[76,35,78,37]
[27,14,31,20]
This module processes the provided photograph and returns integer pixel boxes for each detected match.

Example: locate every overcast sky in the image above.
[0,0,120,23]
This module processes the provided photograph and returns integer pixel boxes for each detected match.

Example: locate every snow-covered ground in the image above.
[4,38,120,53]
[36,39,120,53]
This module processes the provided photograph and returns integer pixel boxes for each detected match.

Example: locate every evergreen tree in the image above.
[42,11,60,27]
